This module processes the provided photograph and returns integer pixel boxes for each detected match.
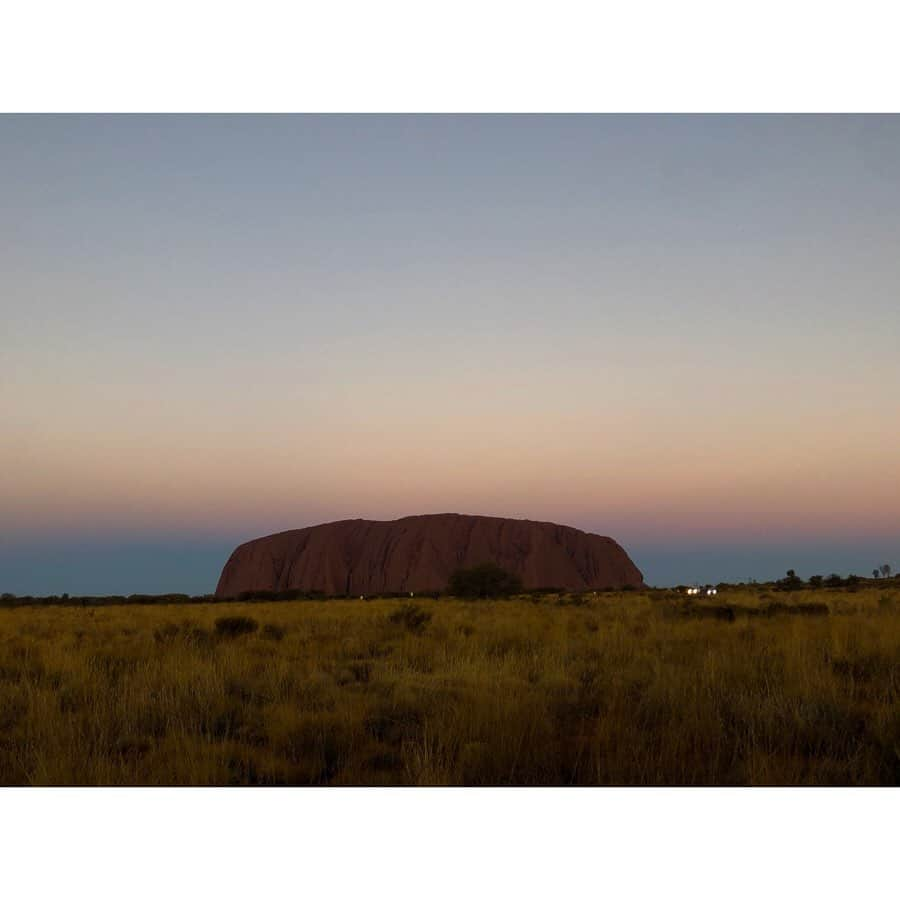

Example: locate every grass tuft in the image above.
[214,616,259,638]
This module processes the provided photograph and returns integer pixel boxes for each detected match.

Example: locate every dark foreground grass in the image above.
[0,589,898,785]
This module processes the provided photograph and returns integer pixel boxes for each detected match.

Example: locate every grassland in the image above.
[0,588,898,785]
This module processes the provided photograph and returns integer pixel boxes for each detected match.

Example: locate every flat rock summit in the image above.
[215,514,644,597]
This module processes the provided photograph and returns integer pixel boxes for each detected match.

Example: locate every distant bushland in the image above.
[0,592,213,608]
[2,568,897,608]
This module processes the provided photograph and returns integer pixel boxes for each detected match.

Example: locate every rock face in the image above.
[215,514,644,597]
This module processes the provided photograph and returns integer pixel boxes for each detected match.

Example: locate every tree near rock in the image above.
[448,563,523,598]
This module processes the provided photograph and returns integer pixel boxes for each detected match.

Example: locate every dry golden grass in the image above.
[0,589,898,785]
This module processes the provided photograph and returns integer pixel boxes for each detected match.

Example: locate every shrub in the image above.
[691,603,735,622]
[237,590,276,603]
[261,623,286,641]
[776,570,804,591]
[666,601,735,622]
[388,604,432,633]
[348,661,372,683]
[447,563,523,598]
[557,593,590,607]
[153,623,182,644]
[214,616,259,638]
[752,601,829,618]
[364,701,423,746]
[152,621,214,647]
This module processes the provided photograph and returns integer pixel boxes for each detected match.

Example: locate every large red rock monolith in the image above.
[215,513,644,597]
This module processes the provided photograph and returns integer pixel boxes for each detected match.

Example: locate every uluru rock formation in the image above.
[215,514,644,597]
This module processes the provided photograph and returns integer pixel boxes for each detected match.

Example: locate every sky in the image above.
[2,114,899,593]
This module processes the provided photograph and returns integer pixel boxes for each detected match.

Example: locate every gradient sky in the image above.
[2,114,899,592]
